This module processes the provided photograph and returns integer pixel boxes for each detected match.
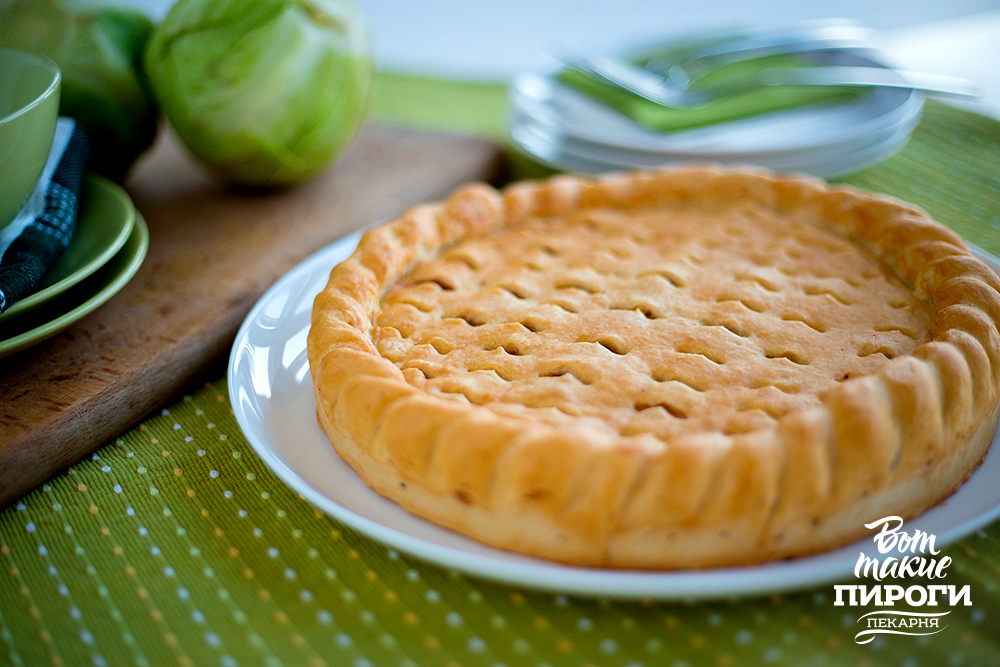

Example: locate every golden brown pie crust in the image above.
[307,167,1000,568]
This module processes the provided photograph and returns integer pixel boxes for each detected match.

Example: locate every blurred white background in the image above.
[124,0,1000,116]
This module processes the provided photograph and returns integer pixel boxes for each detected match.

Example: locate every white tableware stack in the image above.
[506,28,927,177]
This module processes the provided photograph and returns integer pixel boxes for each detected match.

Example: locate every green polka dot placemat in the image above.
[2,85,1000,667]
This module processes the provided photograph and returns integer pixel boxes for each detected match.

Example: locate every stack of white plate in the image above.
[507,48,925,177]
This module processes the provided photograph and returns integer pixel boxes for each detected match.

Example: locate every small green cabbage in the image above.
[0,0,159,181]
[145,0,373,186]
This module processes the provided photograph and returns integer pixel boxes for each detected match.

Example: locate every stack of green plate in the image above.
[0,174,149,358]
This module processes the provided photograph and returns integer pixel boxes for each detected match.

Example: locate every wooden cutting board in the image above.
[0,124,504,506]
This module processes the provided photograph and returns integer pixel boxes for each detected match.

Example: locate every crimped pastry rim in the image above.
[307,166,1000,568]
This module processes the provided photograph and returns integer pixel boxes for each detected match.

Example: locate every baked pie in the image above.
[307,167,1000,568]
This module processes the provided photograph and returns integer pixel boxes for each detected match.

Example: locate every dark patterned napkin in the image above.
[0,126,89,314]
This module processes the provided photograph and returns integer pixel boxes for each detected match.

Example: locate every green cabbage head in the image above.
[145,0,372,186]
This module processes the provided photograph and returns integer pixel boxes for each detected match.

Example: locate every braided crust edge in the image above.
[307,166,1000,568]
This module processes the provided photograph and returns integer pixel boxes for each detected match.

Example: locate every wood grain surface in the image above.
[0,124,503,506]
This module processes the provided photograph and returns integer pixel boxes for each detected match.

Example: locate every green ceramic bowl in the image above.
[0,48,61,231]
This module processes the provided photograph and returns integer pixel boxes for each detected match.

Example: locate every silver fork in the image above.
[643,20,874,89]
[567,56,979,109]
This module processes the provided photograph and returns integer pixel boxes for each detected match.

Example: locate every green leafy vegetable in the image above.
[144,0,373,186]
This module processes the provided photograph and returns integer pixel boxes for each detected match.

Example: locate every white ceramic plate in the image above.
[230,235,1000,600]
[508,100,919,166]
[507,104,918,178]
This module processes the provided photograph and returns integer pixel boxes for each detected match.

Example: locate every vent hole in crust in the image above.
[723,422,758,436]
[552,404,580,416]
[403,362,440,379]
[501,343,524,356]
[650,371,707,392]
[635,401,687,419]
[400,299,432,313]
[520,318,545,333]
[541,367,593,385]
[500,285,530,299]
[741,404,785,420]
[780,314,827,333]
[874,324,920,340]
[429,339,453,355]
[640,270,686,288]
[435,387,476,404]
[550,301,580,313]
[457,312,485,327]
[677,345,725,365]
[449,254,480,270]
[859,346,896,360]
[554,281,600,294]
[613,302,661,319]
[803,286,852,305]
[749,380,800,394]
[721,322,750,338]
[702,319,749,338]
[737,273,779,292]
[491,369,515,382]
[719,296,766,313]
[764,350,809,366]
[585,337,628,355]
[417,277,455,291]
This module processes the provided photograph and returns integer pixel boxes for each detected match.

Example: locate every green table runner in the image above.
[2,79,1000,667]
